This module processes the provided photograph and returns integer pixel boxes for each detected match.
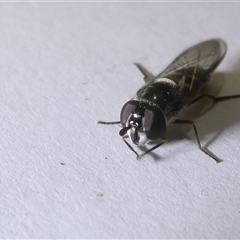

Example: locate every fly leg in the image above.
[185,93,240,163]
[98,121,121,124]
[121,136,140,159]
[134,63,154,83]
[189,94,240,106]
[173,119,221,163]
[98,120,140,158]
[139,140,167,160]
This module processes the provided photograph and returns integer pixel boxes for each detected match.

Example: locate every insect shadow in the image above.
[197,71,240,150]
[148,69,240,161]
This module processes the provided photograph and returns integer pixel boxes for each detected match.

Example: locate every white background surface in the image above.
[0,2,240,239]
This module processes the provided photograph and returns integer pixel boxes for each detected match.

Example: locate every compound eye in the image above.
[120,100,138,127]
[144,106,166,140]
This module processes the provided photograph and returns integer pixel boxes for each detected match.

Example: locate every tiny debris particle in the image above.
[96,193,104,197]
[60,162,66,165]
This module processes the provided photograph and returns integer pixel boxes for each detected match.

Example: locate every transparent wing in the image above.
[158,39,227,79]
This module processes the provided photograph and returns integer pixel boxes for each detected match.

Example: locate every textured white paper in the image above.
[0,2,240,238]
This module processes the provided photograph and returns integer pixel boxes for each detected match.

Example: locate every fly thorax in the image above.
[137,78,179,111]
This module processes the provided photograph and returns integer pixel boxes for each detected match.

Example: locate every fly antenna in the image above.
[119,126,131,136]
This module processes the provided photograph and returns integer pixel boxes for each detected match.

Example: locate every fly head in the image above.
[120,100,167,145]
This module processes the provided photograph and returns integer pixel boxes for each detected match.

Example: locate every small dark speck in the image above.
[96,193,104,197]
[60,162,66,165]
[105,157,108,160]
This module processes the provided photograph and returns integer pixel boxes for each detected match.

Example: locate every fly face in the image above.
[119,100,167,145]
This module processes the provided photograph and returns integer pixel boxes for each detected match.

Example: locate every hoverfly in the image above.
[98,39,240,163]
